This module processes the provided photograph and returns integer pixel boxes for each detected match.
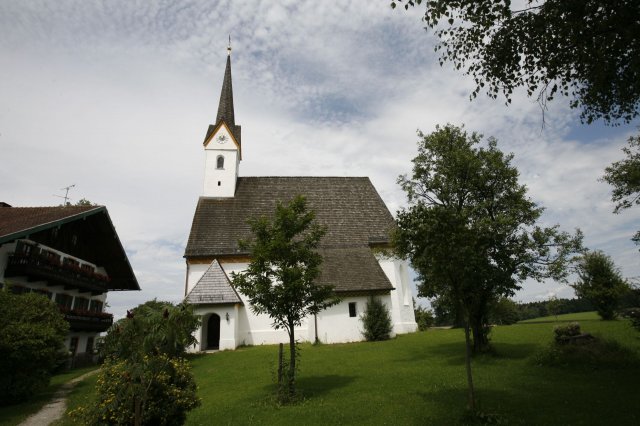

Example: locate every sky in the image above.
[1,1,638,319]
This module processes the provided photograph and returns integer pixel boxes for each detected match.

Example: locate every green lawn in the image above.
[59,312,640,425]
[0,367,96,426]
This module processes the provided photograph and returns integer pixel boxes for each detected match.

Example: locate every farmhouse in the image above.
[184,47,417,350]
[0,204,139,364]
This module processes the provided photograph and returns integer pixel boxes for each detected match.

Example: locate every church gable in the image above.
[185,259,242,305]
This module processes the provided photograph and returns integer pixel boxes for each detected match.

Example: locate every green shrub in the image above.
[619,307,640,331]
[0,291,68,405]
[553,322,581,343]
[414,304,435,331]
[77,300,200,425]
[361,297,393,341]
[70,354,199,425]
[533,336,639,370]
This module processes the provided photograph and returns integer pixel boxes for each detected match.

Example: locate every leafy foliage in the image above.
[71,355,198,426]
[99,299,199,360]
[361,296,393,341]
[488,297,519,325]
[571,251,630,320]
[391,0,640,124]
[395,124,583,351]
[413,302,435,331]
[232,195,339,400]
[0,291,68,405]
[602,133,640,247]
[394,124,582,409]
[78,300,200,425]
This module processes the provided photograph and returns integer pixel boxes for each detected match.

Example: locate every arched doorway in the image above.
[207,314,221,350]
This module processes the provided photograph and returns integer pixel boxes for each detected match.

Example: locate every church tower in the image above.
[202,42,242,198]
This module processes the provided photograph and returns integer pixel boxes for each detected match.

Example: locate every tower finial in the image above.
[227,35,231,56]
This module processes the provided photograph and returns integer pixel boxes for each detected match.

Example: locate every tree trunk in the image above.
[463,321,476,411]
[288,322,296,398]
[471,321,488,353]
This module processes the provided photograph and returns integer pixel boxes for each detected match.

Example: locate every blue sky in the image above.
[1,1,638,318]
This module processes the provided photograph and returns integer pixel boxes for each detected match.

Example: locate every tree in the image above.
[546,296,563,320]
[361,296,393,340]
[489,297,519,325]
[0,290,68,405]
[391,1,640,124]
[232,195,340,400]
[571,251,630,320]
[77,300,200,425]
[394,124,583,409]
[602,134,640,248]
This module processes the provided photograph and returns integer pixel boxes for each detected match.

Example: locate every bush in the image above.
[414,304,435,331]
[553,322,582,344]
[0,290,68,405]
[620,307,640,331]
[71,355,199,425]
[78,300,200,425]
[534,336,639,370]
[361,297,393,341]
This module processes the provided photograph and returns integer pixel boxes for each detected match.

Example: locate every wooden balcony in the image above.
[62,308,113,332]
[5,254,109,295]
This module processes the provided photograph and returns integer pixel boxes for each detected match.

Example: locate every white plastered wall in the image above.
[203,125,240,198]
[376,254,419,334]
[186,259,417,350]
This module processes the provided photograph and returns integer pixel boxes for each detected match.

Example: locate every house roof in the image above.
[185,259,243,305]
[185,176,395,257]
[0,205,139,291]
[317,247,394,292]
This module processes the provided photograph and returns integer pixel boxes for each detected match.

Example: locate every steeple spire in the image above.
[216,38,235,129]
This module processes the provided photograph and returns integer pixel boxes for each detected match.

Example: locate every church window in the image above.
[348,302,357,317]
[216,155,225,169]
[218,181,221,186]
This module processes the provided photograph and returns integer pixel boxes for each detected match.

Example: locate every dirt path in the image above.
[19,370,97,426]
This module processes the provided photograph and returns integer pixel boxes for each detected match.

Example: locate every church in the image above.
[184,47,417,351]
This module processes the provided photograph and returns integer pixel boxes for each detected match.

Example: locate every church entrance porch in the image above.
[206,314,221,350]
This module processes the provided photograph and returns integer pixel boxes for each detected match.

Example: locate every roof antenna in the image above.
[54,184,75,206]
[227,34,232,56]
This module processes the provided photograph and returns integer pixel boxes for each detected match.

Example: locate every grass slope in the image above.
[0,367,96,426]
[60,312,640,425]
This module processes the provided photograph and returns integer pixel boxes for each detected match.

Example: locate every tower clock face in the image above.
[217,134,228,144]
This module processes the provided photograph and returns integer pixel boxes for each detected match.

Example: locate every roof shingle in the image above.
[185,260,243,304]
[185,177,395,257]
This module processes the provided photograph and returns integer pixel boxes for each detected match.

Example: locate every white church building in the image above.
[184,47,417,351]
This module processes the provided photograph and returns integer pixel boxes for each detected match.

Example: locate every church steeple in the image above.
[216,41,235,129]
[201,42,242,198]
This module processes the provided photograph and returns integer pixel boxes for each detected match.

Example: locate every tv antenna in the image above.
[54,184,75,205]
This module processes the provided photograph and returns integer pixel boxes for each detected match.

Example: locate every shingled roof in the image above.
[185,176,396,294]
[185,260,242,305]
[185,177,395,257]
[204,52,241,147]
[0,205,139,291]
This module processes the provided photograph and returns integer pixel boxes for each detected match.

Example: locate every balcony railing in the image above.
[61,308,114,332]
[5,254,110,294]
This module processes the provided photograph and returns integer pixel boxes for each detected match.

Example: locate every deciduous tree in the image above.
[602,134,640,248]
[394,124,583,409]
[391,0,640,124]
[571,251,630,320]
[232,195,339,400]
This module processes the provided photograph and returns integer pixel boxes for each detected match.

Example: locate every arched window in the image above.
[216,155,224,169]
